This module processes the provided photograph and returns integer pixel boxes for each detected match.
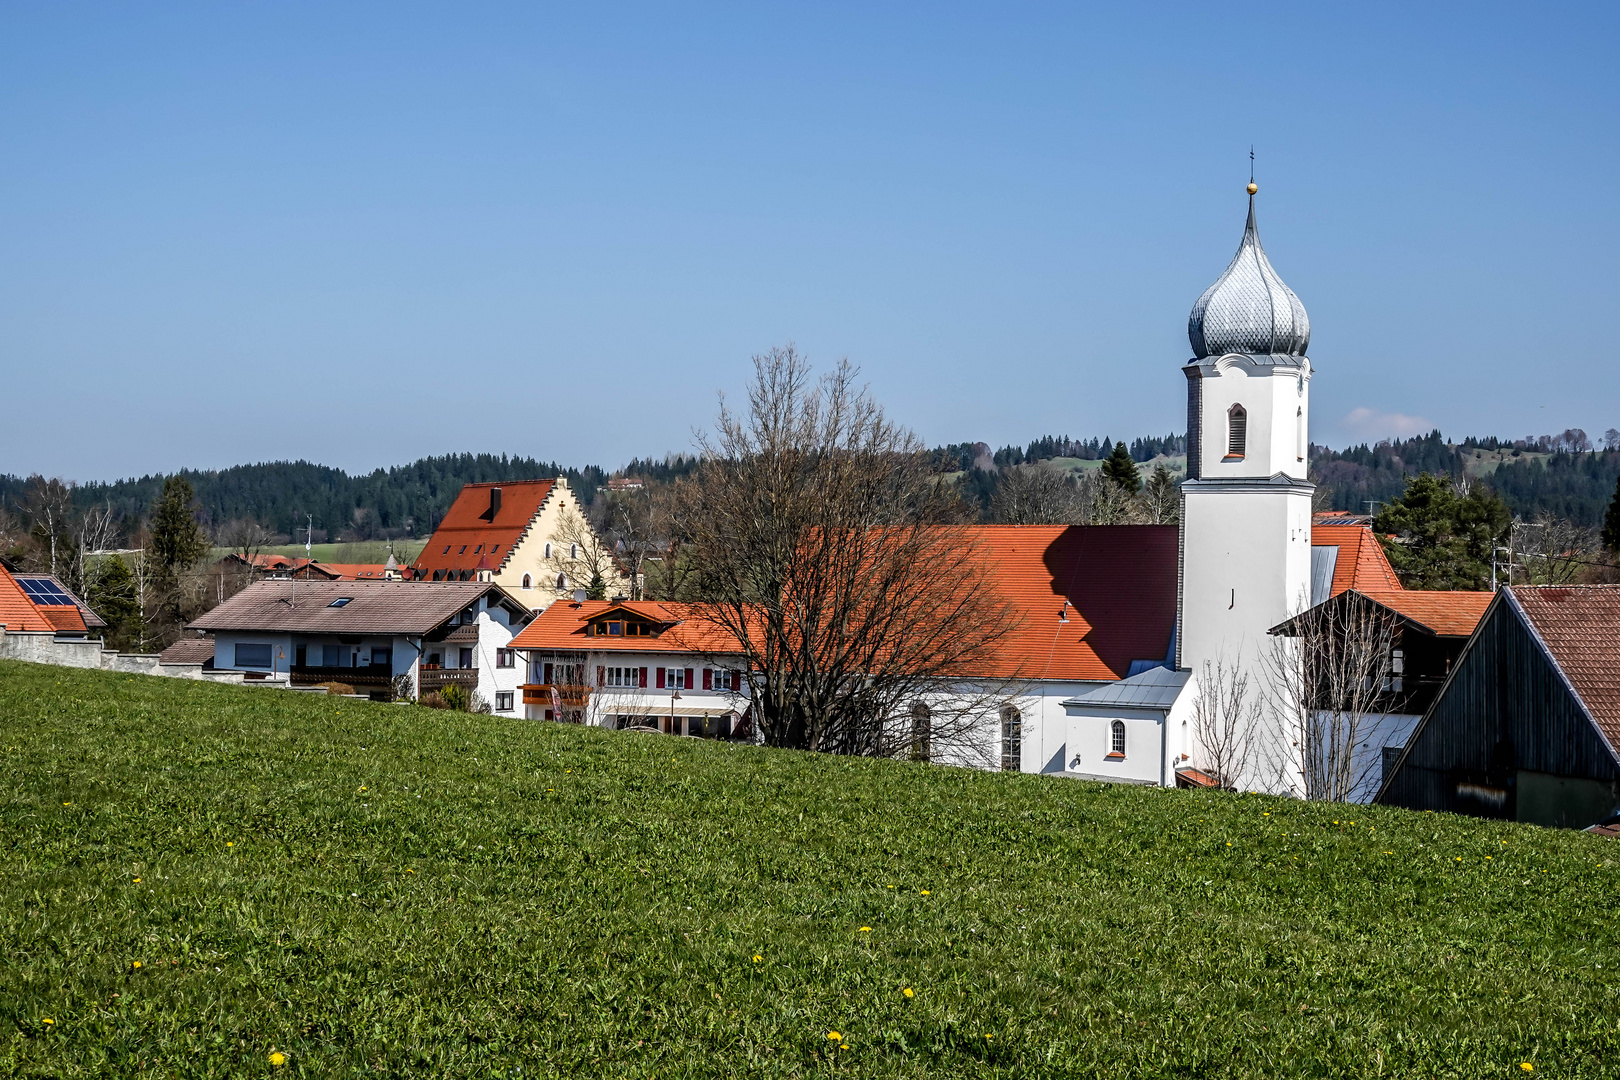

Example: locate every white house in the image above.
[187,578,533,712]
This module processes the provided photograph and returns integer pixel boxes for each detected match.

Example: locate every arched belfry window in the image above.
[1227,404,1247,459]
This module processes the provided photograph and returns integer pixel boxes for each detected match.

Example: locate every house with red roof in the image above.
[411,479,626,610]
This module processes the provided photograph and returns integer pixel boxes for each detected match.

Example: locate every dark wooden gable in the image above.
[1378,592,1620,824]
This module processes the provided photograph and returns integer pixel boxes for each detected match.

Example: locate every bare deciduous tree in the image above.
[989,465,1083,524]
[675,345,1021,757]
[1141,464,1180,525]
[1264,593,1402,802]
[1189,658,1258,789]
[1076,469,1140,525]
[1514,514,1596,586]
[549,505,626,601]
[218,517,275,602]
[596,489,658,600]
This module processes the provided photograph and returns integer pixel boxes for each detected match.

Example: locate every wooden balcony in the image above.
[419,667,480,693]
[520,683,592,707]
[290,664,395,690]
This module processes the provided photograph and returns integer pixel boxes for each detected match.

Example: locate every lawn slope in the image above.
[2,659,1618,1078]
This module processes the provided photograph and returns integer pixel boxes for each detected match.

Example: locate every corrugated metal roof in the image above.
[1061,665,1190,709]
[188,579,524,635]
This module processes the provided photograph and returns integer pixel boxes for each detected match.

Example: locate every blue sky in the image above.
[2,2,1617,480]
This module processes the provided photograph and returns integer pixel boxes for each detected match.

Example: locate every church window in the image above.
[1109,719,1126,758]
[1227,405,1247,458]
[521,573,532,590]
[544,542,552,559]
[1000,706,1021,772]
[556,573,567,590]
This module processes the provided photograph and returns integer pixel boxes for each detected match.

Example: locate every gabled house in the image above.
[187,579,533,708]
[1377,585,1620,828]
[410,479,625,609]
[0,564,94,638]
[509,599,753,735]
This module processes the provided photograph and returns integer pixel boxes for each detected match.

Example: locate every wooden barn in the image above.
[1376,585,1620,829]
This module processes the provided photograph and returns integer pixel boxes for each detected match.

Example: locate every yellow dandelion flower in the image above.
[42,1018,54,1025]
[858,926,871,932]
[133,878,141,883]
[1520,1064,1533,1073]
[269,1051,287,1066]
[132,961,142,970]
[903,988,914,998]
[920,890,930,896]
[752,955,763,963]
[226,842,235,848]
[827,1031,841,1041]
[1487,856,1493,860]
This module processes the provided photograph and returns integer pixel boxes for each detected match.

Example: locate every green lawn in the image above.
[2,661,1617,1078]
[204,540,426,567]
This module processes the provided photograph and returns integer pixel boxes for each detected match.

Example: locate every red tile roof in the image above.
[510,526,1180,683]
[1509,585,1620,754]
[38,605,88,634]
[510,600,755,655]
[314,563,395,581]
[1312,524,1403,595]
[0,565,55,632]
[1357,589,1492,638]
[413,480,557,578]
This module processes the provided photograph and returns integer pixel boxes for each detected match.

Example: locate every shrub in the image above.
[439,684,471,712]
[418,691,449,710]
[317,682,357,696]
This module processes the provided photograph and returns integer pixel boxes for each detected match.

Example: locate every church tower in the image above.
[1177,184,1315,776]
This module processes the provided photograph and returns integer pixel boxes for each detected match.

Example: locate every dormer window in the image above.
[607,621,624,636]
[1227,404,1247,459]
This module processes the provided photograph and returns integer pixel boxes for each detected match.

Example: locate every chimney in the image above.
[481,486,502,522]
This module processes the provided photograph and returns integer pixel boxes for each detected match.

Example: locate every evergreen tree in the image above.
[148,477,210,629]
[1101,441,1142,494]
[1604,473,1620,552]
[1372,473,1511,590]
[86,555,142,650]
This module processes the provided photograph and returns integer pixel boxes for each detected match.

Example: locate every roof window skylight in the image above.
[328,597,353,608]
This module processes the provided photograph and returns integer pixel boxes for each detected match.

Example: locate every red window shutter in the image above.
[684,668,694,690]
[543,662,553,684]
[597,666,605,687]
[656,667,666,689]
[702,668,712,691]
[639,666,648,688]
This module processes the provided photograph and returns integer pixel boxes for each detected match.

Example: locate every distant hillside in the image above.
[5,429,1616,540]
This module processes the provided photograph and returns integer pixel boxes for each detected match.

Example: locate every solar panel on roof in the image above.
[18,578,74,604]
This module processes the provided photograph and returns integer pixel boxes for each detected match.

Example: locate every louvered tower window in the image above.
[1227,405,1247,458]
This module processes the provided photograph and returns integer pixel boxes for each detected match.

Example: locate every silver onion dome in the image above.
[1188,191,1310,358]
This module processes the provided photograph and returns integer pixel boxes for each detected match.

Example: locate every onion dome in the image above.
[1188,188,1310,358]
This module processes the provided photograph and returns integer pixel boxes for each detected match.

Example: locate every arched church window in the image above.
[556,573,567,591]
[1000,706,1021,772]
[910,703,931,763]
[544,542,553,559]
[1110,719,1127,757]
[1227,405,1247,459]
[521,573,532,590]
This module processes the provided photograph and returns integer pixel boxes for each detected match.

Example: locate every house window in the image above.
[459,546,467,555]
[234,643,272,669]
[910,703,931,763]
[556,574,567,590]
[605,666,640,688]
[544,543,553,559]
[474,545,483,554]
[496,648,516,669]
[495,691,514,711]
[570,543,578,559]
[521,574,532,590]
[1000,706,1021,772]
[607,621,623,636]
[1109,719,1127,758]
[658,668,688,690]
[459,647,474,669]
[710,668,737,692]
[1227,405,1247,458]
[328,597,352,608]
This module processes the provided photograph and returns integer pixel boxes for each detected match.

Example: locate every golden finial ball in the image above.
[1247,182,1258,195]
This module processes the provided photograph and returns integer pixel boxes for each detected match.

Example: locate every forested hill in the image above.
[5,429,1618,541]
[0,455,606,542]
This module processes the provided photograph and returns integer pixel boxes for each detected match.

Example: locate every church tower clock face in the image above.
[1176,184,1316,793]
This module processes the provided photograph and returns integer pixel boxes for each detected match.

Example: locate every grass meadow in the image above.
[2,658,1618,1077]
